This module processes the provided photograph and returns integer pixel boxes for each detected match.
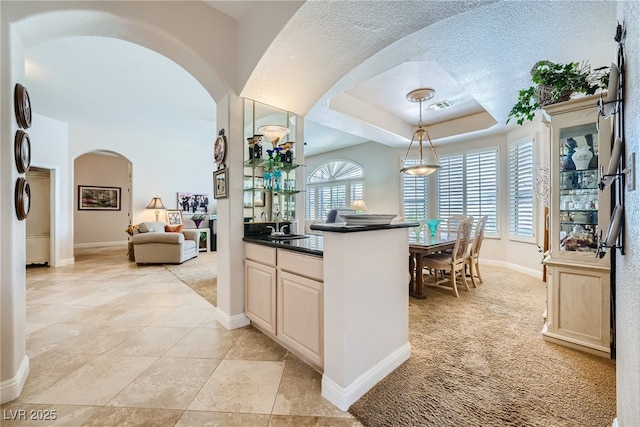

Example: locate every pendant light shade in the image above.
[401,88,440,176]
[258,125,290,146]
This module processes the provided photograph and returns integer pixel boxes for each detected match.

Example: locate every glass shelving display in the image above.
[558,123,599,253]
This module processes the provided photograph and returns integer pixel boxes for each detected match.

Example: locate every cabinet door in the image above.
[277,270,323,368]
[546,95,611,265]
[544,264,610,356]
[245,259,277,335]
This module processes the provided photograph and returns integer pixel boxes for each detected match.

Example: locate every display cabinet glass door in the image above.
[558,123,599,253]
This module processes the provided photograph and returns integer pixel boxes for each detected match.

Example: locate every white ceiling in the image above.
[23,1,618,156]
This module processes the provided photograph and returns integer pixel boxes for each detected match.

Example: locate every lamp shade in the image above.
[258,125,291,146]
[146,197,165,221]
[146,197,165,210]
[350,199,368,212]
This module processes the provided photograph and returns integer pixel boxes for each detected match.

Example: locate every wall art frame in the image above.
[214,167,228,199]
[177,192,209,215]
[78,185,121,211]
[166,209,184,226]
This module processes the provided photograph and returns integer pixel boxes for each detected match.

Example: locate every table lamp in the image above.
[350,199,368,214]
[146,196,165,221]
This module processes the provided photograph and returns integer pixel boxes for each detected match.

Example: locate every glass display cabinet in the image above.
[243,99,301,224]
[542,94,612,358]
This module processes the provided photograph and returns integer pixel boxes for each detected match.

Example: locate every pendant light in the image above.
[401,88,440,176]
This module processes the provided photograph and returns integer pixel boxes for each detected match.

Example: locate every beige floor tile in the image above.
[188,360,285,413]
[26,323,95,358]
[165,326,243,359]
[268,415,364,426]
[225,327,289,361]
[81,407,183,427]
[107,357,218,409]
[16,349,98,402]
[0,403,100,427]
[27,354,157,406]
[149,306,217,328]
[272,356,351,418]
[25,322,51,335]
[26,303,90,325]
[47,323,141,355]
[176,411,271,426]
[106,326,192,356]
[65,288,131,306]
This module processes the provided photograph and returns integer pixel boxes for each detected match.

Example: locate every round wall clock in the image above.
[15,177,31,221]
[14,83,32,129]
[214,134,226,166]
[14,130,31,173]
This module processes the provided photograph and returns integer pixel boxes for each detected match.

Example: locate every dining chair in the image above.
[421,217,473,297]
[445,215,471,239]
[467,215,488,288]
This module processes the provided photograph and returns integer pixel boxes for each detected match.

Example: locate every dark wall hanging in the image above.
[14,83,32,129]
[15,177,31,220]
[14,130,31,173]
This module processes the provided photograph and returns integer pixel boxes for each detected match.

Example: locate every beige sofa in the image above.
[132,221,198,265]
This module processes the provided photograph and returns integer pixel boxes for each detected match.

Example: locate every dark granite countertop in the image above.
[310,222,419,233]
[243,234,324,256]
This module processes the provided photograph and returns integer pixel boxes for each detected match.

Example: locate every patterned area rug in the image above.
[165,251,217,307]
[349,267,616,427]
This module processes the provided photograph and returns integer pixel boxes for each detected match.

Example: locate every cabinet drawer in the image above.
[277,249,323,281]
[245,243,276,266]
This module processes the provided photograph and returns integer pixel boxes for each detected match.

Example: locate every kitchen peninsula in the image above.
[244,221,416,410]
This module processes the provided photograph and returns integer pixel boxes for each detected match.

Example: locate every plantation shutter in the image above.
[466,149,498,233]
[437,154,464,219]
[508,139,534,237]
[402,159,428,222]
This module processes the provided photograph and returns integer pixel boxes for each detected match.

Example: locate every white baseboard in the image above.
[481,258,541,279]
[321,342,411,411]
[215,309,250,330]
[57,257,75,266]
[0,355,29,404]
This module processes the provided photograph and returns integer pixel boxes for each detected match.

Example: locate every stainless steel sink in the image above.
[264,234,309,241]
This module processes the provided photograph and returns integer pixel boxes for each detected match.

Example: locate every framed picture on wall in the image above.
[78,185,121,210]
[166,209,183,226]
[177,192,209,215]
[214,168,228,199]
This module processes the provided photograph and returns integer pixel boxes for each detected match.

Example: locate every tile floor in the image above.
[1,246,362,426]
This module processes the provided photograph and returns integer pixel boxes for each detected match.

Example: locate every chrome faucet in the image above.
[261,212,267,221]
[267,211,289,236]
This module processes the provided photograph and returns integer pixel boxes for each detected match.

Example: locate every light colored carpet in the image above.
[165,252,217,307]
[349,267,616,427]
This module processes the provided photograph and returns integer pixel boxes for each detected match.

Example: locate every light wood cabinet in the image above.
[542,95,612,357]
[244,243,324,370]
[245,259,277,335]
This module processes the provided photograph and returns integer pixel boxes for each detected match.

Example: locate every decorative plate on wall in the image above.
[15,177,31,220]
[214,136,226,166]
[14,130,31,173]
[14,83,32,129]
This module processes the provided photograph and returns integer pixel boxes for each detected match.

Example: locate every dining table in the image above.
[408,232,457,299]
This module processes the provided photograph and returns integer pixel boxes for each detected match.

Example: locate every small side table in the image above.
[187,228,210,252]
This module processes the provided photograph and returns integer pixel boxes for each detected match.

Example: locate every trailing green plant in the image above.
[191,213,206,221]
[507,60,609,125]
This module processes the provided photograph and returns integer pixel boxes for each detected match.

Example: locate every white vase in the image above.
[572,146,593,170]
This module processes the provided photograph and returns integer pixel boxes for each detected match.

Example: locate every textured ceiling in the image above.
[22,1,618,156]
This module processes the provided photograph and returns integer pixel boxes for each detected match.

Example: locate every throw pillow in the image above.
[165,224,183,233]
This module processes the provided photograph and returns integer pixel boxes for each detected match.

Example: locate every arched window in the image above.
[306,160,364,220]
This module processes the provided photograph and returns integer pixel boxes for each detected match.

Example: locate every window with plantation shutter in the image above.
[436,149,498,234]
[508,139,535,238]
[401,148,499,236]
[306,160,364,220]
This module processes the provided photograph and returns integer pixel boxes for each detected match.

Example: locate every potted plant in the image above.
[507,60,608,125]
[191,214,205,228]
